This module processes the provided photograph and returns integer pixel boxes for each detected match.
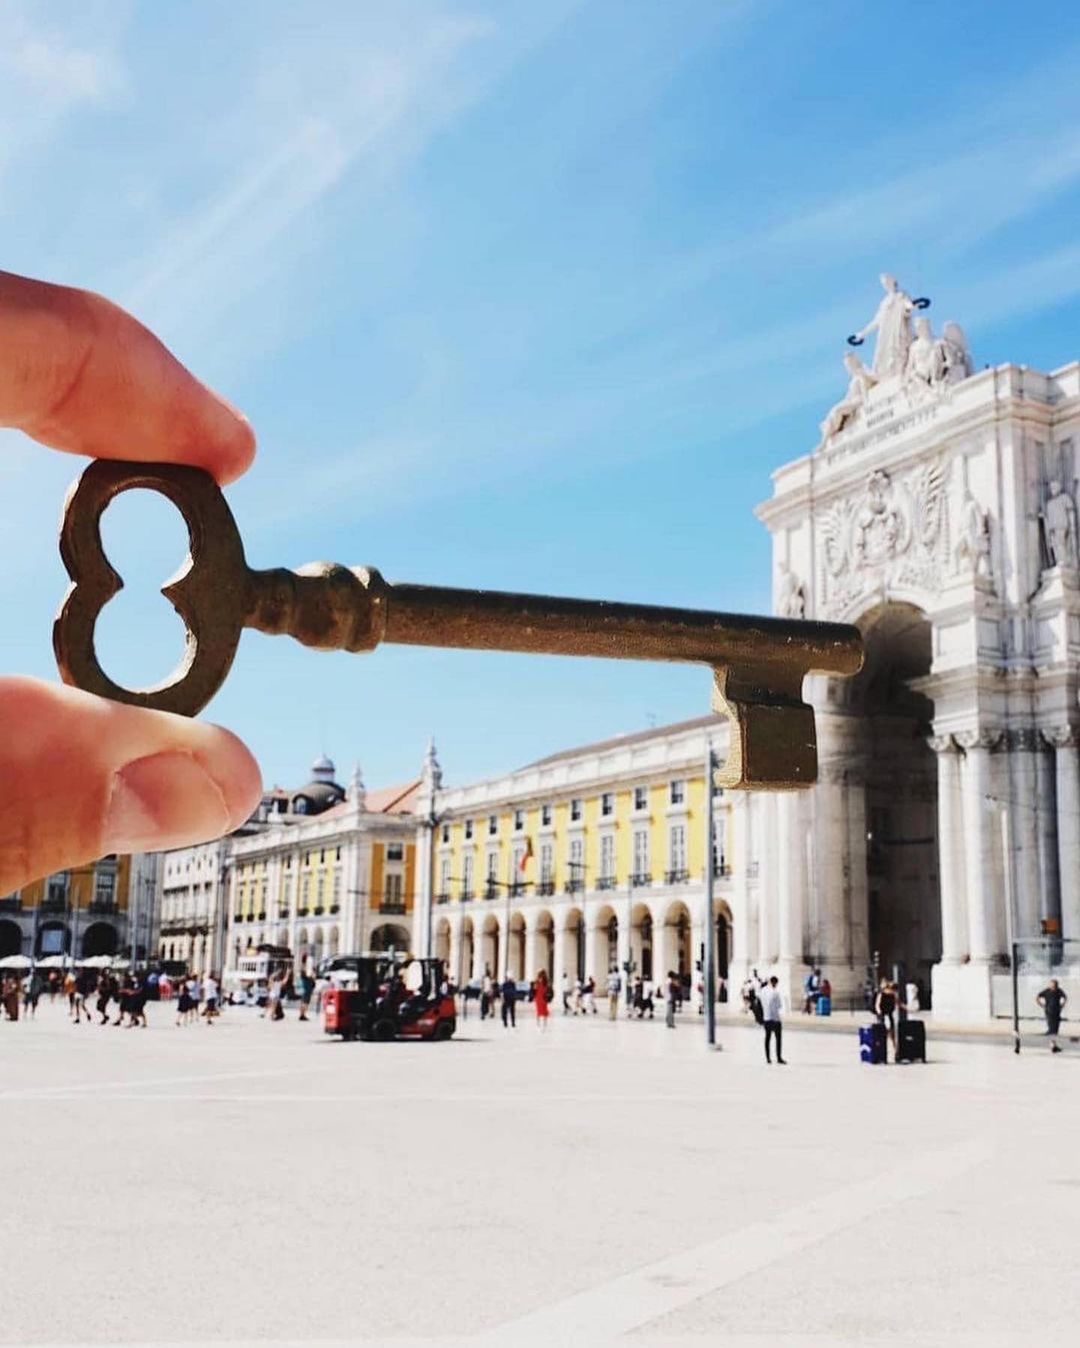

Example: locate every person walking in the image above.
[641,976,655,1020]
[606,967,621,1020]
[802,967,822,1014]
[561,971,572,1015]
[96,971,114,1025]
[297,968,315,1022]
[665,971,679,1028]
[761,975,786,1064]
[533,970,550,1030]
[583,975,597,1015]
[1037,978,1068,1053]
[202,971,219,1024]
[500,972,517,1029]
[480,971,493,1021]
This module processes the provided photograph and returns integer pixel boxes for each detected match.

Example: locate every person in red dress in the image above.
[533,970,551,1030]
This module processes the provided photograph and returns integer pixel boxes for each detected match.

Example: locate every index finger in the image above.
[0,269,254,484]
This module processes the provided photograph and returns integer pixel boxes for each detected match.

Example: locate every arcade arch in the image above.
[0,920,21,959]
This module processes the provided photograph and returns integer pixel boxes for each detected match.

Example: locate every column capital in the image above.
[927,733,958,755]
[955,728,1004,753]
[1043,725,1080,750]
[1004,727,1041,753]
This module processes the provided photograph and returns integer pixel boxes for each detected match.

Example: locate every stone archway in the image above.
[0,920,21,959]
[630,903,654,981]
[562,907,584,983]
[481,914,500,978]
[81,922,119,958]
[508,913,526,979]
[660,900,693,980]
[531,910,554,981]
[593,905,618,978]
[434,917,451,965]
[37,921,70,957]
[370,923,410,954]
[459,917,475,985]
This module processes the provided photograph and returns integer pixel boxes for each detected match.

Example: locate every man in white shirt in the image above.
[760,975,786,1064]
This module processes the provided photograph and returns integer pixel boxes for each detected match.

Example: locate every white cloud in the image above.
[6,34,120,103]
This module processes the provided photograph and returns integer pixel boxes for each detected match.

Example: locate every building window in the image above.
[384,873,403,906]
[540,843,553,879]
[541,803,553,826]
[670,780,686,806]
[462,853,474,900]
[570,798,582,822]
[387,842,404,862]
[439,858,451,896]
[46,873,69,905]
[488,814,498,836]
[335,846,342,861]
[633,786,648,811]
[441,823,450,843]
[94,871,116,907]
[464,820,474,841]
[567,837,584,892]
[332,869,342,905]
[486,853,498,895]
[601,792,614,817]
[633,830,650,883]
[514,809,525,831]
[668,819,687,873]
[600,834,615,882]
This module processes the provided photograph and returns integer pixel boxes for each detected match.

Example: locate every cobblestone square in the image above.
[2,1001,1077,1347]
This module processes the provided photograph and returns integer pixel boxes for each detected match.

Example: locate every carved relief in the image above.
[1041,480,1078,570]
[953,490,993,581]
[775,563,807,619]
[817,460,951,617]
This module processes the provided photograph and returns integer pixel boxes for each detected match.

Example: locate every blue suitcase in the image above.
[816,994,831,1016]
[859,1023,885,1064]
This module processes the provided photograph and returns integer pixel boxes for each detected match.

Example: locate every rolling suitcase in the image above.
[816,994,831,1016]
[896,1018,926,1063]
[858,1023,885,1064]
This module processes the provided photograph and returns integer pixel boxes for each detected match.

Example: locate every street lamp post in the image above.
[704,744,719,1048]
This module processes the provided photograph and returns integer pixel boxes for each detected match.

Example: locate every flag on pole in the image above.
[517,837,534,874]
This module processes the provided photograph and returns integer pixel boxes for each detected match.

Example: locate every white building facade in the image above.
[757,275,1080,1018]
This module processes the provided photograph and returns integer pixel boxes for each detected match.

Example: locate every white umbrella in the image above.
[0,954,32,970]
[36,953,74,969]
[80,954,114,969]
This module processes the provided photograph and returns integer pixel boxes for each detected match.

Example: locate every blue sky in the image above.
[5,0,1080,794]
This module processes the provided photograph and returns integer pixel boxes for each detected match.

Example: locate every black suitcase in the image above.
[896,1018,926,1063]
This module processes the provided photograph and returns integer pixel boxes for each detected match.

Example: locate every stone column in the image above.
[956,731,1001,962]
[1006,730,1043,941]
[929,736,967,962]
[756,794,777,968]
[1047,727,1080,945]
[471,918,487,981]
[777,793,807,967]
[1036,742,1061,927]
[728,794,751,990]
[552,914,569,995]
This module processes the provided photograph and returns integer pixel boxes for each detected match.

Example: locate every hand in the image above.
[0,269,262,892]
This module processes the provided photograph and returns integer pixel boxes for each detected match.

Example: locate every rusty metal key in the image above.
[54,460,862,788]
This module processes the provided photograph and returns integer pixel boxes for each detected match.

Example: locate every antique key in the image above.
[54,460,862,789]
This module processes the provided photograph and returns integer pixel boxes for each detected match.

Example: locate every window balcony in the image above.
[460,888,473,903]
[88,899,118,914]
[484,883,499,901]
[329,904,340,915]
[435,892,450,905]
[297,907,310,917]
[509,882,526,899]
[380,901,406,916]
[0,897,22,912]
[565,878,584,895]
[631,872,652,888]
[257,911,267,920]
[664,869,689,885]
[536,880,555,897]
[40,898,67,913]
[596,876,616,892]
[713,863,732,880]
[277,909,290,921]
[313,906,325,916]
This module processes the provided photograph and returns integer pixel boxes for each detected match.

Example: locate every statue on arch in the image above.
[954,491,992,579]
[821,351,876,441]
[1043,480,1079,569]
[934,321,973,385]
[775,563,807,619]
[848,273,929,380]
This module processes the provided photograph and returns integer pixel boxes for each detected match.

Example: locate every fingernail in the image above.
[103,752,232,853]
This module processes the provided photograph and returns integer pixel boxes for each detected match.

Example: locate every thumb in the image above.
[0,677,261,892]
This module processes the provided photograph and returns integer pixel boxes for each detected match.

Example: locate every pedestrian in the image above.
[583,975,597,1015]
[802,967,822,1014]
[176,976,191,1026]
[606,966,621,1020]
[73,966,95,1025]
[297,967,314,1021]
[64,969,77,1018]
[665,970,679,1028]
[268,973,285,1022]
[500,972,517,1028]
[561,972,572,1015]
[202,970,219,1024]
[761,974,786,1064]
[533,969,550,1030]
[641,976,655,1020]
[96,972,113,1025]
[874,978,901,1063]
[186,973,201,1025]
[25,970,42,1018]
[1037,978,1068,1054]
[2,975,19,1021]
[480,971,493,1020]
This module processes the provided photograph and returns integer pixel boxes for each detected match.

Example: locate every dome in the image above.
[311,754,336,782]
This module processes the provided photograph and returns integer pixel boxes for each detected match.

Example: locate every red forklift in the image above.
[321,954,455,1042]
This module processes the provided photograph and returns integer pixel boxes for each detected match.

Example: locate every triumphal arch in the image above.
[755,273,1080,1018]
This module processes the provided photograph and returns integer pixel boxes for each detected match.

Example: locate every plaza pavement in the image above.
[1,997,1076,1348]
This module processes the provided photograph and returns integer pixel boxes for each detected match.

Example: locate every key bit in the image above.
[54,460,863,789]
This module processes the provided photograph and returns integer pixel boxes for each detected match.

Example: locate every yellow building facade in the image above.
[0,852,158,961]
[418,715,739,994]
